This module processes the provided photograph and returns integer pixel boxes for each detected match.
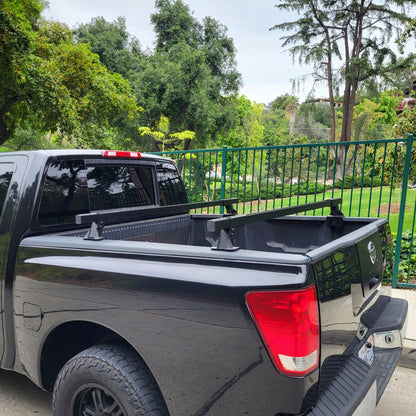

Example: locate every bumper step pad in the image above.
[308,297,407,416]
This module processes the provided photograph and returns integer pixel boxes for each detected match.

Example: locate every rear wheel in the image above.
[52,344,169,416]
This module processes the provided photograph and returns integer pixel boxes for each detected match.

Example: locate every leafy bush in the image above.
[384,230,416,283]
[208,181,326,201]
[334,175,383,189]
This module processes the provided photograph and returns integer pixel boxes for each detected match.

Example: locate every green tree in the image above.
[0,0,43,143]
[219,96,264,148]
[377,92,400,126]
[138,116,195,151]
[272,2,339,143]
[0,1,139,148]
[351,92,398,142]
[151,0,198,51]
[73,17,145,89]
[296,102,332,142]
[73,16,148,149]
[272,0,414,145]
[262,110,290,145]
[352,99,384,141]
[396,107,416,137]
[135,0,241,148]
[313,103,332,128]
[398,18,416,52]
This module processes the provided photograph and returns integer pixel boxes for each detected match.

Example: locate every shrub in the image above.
[334,175,383,189]
[234,181,325,201]
[384,230,416,283]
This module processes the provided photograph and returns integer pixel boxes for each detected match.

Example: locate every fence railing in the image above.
[153,134,416,289]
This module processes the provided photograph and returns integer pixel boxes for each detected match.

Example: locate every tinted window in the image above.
[39,161,89,225]
[87,166,155,210]
[0,163,14,216]
[39,160,156,225]
[156,161,188,205]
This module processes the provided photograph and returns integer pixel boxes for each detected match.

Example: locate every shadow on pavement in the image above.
[0,369,51,415]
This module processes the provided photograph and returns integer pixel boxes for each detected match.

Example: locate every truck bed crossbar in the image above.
[207,198,343,233]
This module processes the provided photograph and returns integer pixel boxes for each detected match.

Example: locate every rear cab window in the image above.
[38,157,187,226]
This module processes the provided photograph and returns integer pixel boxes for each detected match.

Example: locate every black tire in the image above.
[52,343,169,416]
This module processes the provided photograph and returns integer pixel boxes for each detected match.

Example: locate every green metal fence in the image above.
[153,134,416,288]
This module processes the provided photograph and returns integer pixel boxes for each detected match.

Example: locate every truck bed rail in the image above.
[76,198,238,240]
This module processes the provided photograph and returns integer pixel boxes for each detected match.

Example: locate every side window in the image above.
[156,161,188,205]
[38,160,89,225]
[0,163,15,217]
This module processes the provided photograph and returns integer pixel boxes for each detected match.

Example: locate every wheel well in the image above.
[40,321,129,391]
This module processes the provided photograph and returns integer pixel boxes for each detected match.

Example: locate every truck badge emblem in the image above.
[368,241,377,264]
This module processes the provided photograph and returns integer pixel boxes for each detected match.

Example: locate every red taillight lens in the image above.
[102,150,141,158]
[246,286,320,377]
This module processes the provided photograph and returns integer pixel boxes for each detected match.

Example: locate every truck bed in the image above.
[60,213,376,255]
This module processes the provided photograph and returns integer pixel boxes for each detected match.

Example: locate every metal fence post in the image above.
[220,146,228,214]
[392,134,414,288]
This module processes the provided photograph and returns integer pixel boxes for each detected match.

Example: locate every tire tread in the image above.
[52,343,168,416]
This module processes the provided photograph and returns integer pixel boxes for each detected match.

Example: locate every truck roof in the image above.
[0,149,171,163]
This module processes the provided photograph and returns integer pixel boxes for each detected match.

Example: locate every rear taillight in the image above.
[246,286,320,377]
[102,150,141,158]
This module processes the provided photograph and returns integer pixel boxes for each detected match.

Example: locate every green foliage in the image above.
[262,109,291,145]
[312,103,332,128]
[262,94,299,145]
[205,180,325,201]
[353,99,386,141]
[396,107,416,138]
[73,16,151,150]
[385,230,416,283]
[0,0,43,142]
[334,175,383,189]
[151,0,198,51]
[0,1,139,148]
[139,116,195,151]
[377,92,400,125]
[270,94,298,112]
[397,19,416,53]
[134,0,241,148]
[349,92,398,142]
[273,0,415,143]
[375,141,416,188]
[0,125,53,151]
[219,96,264,148]
[74,17,144,79]
[295,103,332,142]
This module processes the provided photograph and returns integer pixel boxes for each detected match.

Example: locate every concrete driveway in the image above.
[0,369,51,415]
[0,365,414,416]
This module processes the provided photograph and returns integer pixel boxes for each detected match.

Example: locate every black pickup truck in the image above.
[0,149,407,416]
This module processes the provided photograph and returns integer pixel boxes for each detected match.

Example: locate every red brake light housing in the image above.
[102,150,142,158]
[246,286,320,377]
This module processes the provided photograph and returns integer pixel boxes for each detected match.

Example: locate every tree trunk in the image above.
[289,103,296,135]
[0,118,11,147]
[326,47,336,143]
[0,96,19,146]
[340,54,353,143]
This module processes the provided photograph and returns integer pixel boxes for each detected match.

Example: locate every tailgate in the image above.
[307,217,408,414]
